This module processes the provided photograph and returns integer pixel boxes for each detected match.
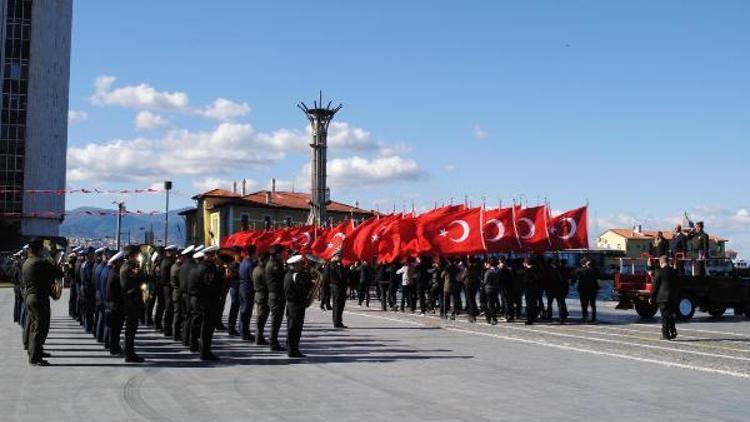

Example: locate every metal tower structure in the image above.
[298,92,342,226]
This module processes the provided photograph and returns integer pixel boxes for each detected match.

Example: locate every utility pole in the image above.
[114,201,125,250]
[164,181,172,246]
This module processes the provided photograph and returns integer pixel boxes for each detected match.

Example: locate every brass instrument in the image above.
[136,244,157,304]
[44,240,66,301]
[305,257,323,308]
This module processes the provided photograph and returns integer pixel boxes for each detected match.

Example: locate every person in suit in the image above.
[482,258,500,325]
[575,257,600,323]
[650,255,679,340]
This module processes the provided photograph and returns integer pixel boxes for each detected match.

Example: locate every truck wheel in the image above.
[708,306,726,319]
[635,301,658,319]
[676,296,696,322]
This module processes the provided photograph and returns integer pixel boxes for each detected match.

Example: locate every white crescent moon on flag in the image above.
[296,232,311,246]
[486,219,505,242]
[558,217,577,240]
[447,220,470,243]
[518,218,536,240]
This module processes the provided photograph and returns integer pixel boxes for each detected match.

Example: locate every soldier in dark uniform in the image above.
[498,258,515,322]
[106,251,125,355]
[188,245,222,360]
[238,245,256,341]
[152,247,169,332]
[651,255,678,340]
[170,247,188,341]
[687,221,710,275]
[159,245,177,337]
[376,263,391,311]
[441,259,460,320]
[23,239,63,366]
[482,257,500,325]
[143,248,162,328]
[226,250,242,336]
[284,255,312,358]
[575,257,600,323]
[120,246,146,363]
[326,252,348,328]
[65,251,78,319]
[463,257,481,323]
[94,248,109,344]
[428,260,443,313]
[11,251,24,323]
[179,246,197,347]
[73,248,84,323]
[354,260,373,307]
[253,251,270,345]
[545,258,569,324]
[415,256,431,314]
[265,245,287,351]
[79,247,97,333]
[522,257,541,325]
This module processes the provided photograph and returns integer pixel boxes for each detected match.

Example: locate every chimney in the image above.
[634,224,642,234]
[265,191,271,204]
[272,178,276,194]
[233,181,237,193]
[241,179,246,196]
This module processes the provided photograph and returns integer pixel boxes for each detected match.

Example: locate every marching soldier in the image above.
[284,255,312,358]
[94,248,109,345]
[522,257,541,325]
[326,252,348,328]
[226,249,242,336]
[160,245,178,337]
[482,258,500,325]
[106,251,125,355]
[189,245,222,360]
[12,251,24,324]
[238,245,256,341]
[65,250,78,319]
[179,245,196,347]
[265,245,287,351]
[575,257,600,323]
[253,251,270,345]
[120,246,146,363]
[22,239,63,366]
[80,247,97,334]
[171,246,190,342]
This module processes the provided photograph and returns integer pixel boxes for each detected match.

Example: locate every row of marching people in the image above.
[319,254,602,326]
[10,241,316,366]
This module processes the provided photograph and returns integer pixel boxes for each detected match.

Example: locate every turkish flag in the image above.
[253,229,286,254]
[341,216,381,263]
[416,207,485,256]
[483,207,518,253]
[514,205,550,252]
[290,225,319,252]
[375,215,422,263]
[311,220,354,260]
[548,206,589,250]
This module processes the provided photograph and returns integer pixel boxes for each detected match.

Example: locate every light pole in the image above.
[164,181,172,246]
[113,201,125,250]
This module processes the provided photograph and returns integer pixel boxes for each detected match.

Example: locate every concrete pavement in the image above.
[1,289,749,421]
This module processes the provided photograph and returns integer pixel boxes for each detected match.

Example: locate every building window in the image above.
[284,216,292,227]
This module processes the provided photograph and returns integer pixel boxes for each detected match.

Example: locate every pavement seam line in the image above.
[344,310,750,380]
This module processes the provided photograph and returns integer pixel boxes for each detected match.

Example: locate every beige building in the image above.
[180,187,375,246]
[595,227,727,258]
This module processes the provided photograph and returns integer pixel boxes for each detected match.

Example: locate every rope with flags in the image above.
[0,187,162,195]
[0,209,164,218]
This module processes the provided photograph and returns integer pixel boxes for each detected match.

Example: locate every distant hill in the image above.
[61,207,190,246]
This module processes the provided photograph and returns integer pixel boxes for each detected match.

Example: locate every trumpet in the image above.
[136,244,157,303]
[44,239,66,301]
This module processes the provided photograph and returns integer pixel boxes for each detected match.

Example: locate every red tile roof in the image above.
[605,228,727,242]
[195,189,374,215]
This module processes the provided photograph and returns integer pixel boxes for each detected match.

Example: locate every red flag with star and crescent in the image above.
[416,207,485,256]
[513,205,550,252]
[548,206,588,250]
[311,219,354,260]
[376,214,421,263]
[483,207,518,253]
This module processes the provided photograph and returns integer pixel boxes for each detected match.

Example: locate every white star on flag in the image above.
[371,234,379,242]
[439,229,448,237]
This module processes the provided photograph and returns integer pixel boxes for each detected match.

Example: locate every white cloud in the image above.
[90,76,249,121]
[192,177,241,192]
[445,164,457,172]
[199,98,251,121]
[324,155,426,190]
[91,76,189,111]
[326,122,376,150]
[134,111,170,131]
[473,124,489,140]
[68,110,88,123]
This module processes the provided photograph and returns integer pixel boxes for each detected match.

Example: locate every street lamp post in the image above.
[164,181,172,246]
[113,201,125,250]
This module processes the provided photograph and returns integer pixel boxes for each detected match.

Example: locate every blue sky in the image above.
[65,1,750,254]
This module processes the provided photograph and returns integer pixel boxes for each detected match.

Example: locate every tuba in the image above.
[45,240,65,301]
[136,244,157,304]
[305,255,324,307]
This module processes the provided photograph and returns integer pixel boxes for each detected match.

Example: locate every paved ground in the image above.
[1,289,749,421]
